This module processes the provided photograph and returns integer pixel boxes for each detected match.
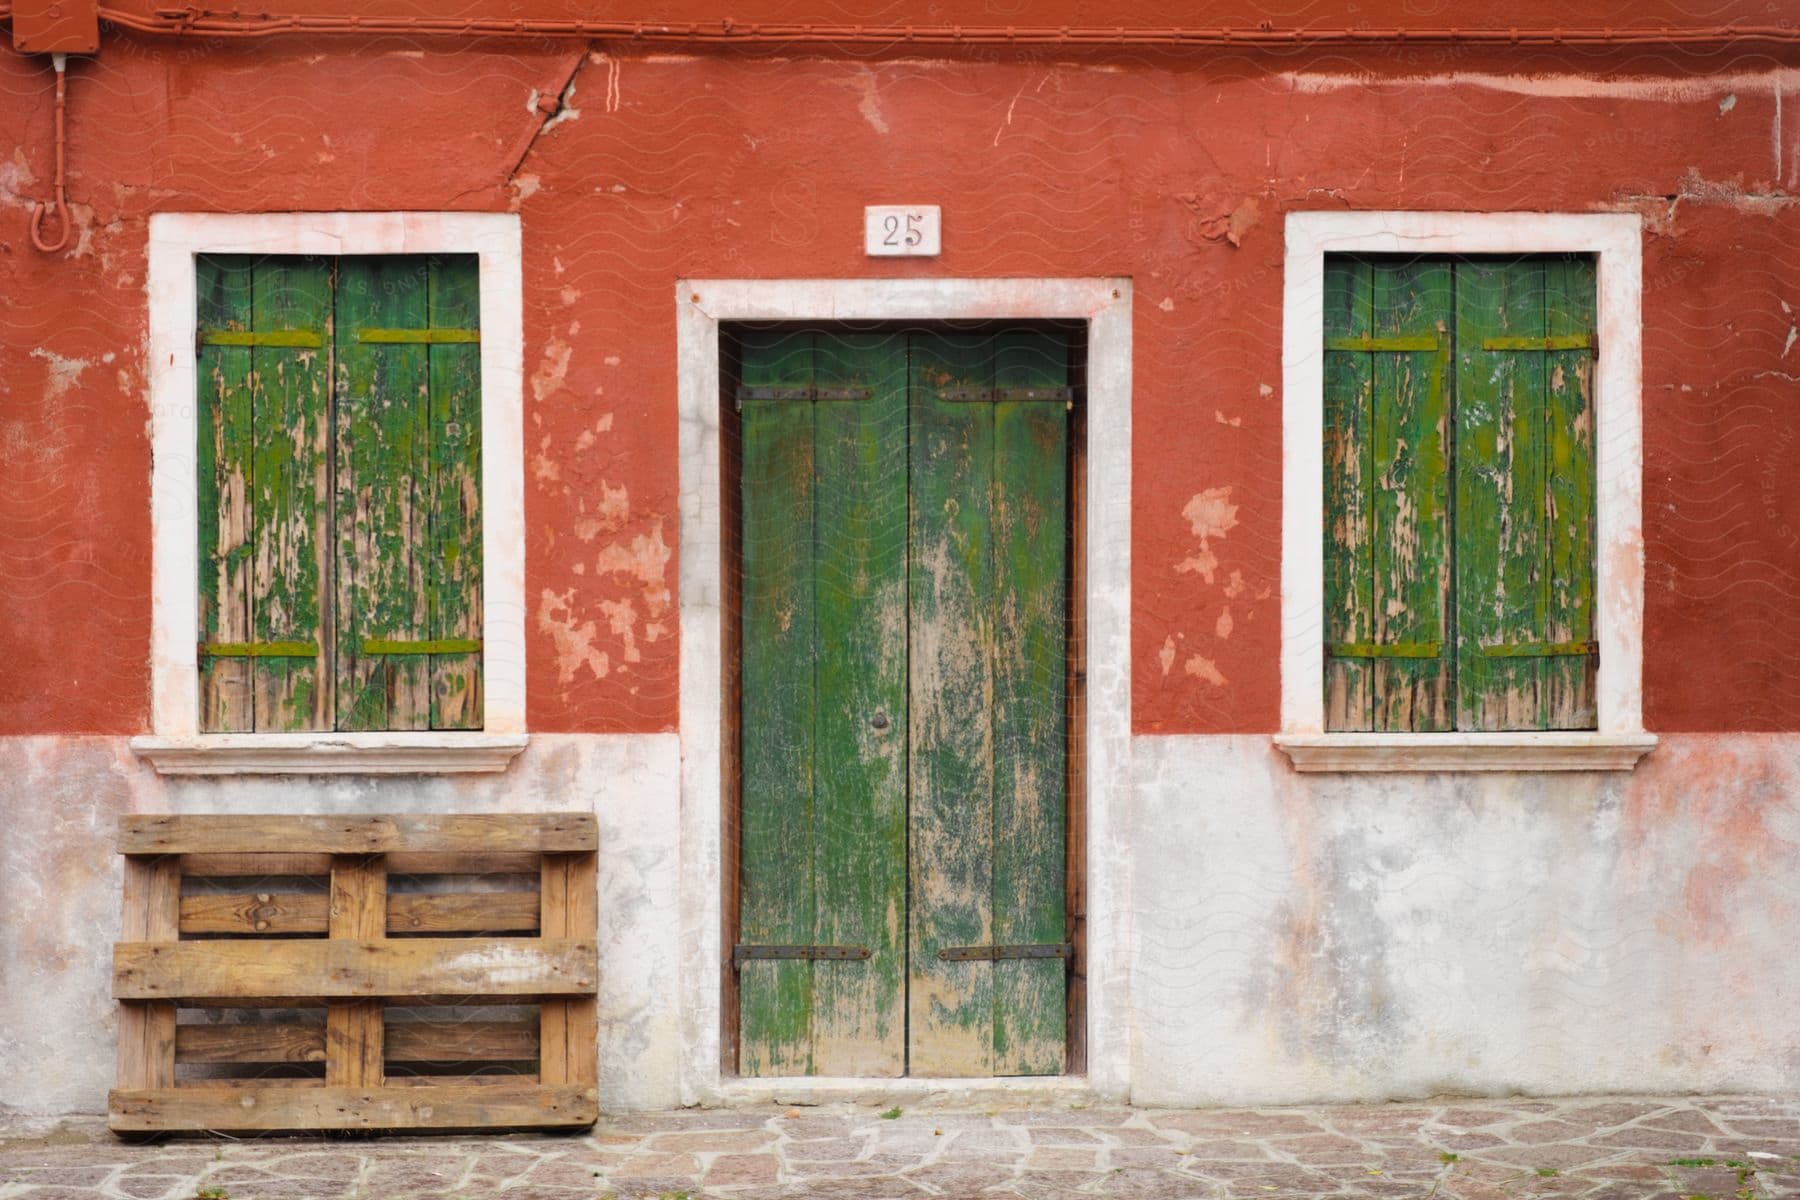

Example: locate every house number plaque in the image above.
[864,205,941,257]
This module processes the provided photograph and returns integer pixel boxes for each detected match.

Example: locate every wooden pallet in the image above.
[110,814,598,1133]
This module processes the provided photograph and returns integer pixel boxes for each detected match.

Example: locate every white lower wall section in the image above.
[1129,734,1800,1104]
[0,733,681,1118]
[3,732,1797,1119]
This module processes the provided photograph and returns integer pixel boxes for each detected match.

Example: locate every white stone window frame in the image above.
[133,212,528,775]
[1276,212,1656,772]
[675,278,1133,1103]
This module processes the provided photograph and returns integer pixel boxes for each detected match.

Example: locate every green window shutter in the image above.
[333,255,484,733]
[196,255,332,733]
[1322,259,1454,732]
[1454,258,1598,730]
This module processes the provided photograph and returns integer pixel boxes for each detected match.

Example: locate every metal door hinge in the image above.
[938,943,1073,962]
[732,943,871,966]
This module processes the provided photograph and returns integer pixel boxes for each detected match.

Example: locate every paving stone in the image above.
[1027,1127,1100,1145]
[1587,1126,1712,1151]
[1,1096,1786,1200]
[1436,1108,1517,1128]
[903,1160,1021,1190]
[776,1115,860,1139]
[1563,1101,1671,1126]
[1006,1108,1137,1126]
[781,1136,867,1161]
[608,1150,703,1179]
[1025,1146,1101,1171]
[1159,1111,1323,1137]
[1267,1132,1368,1162]
[1507,1119,1600,1144]
[651,1128,775,1152]
[1176,1137,1272,1160]
[784,1157,906,1179]
[1100,1125,1177,1146]
[705,1152,780,1186]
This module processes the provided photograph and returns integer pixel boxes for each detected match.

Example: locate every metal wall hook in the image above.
[30,197,70,254]
[29,53,71,255]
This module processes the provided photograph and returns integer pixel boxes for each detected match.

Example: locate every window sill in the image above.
[1273,732,1657,773]
[130,733,530,776]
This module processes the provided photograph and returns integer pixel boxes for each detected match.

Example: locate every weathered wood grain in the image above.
[114,938,596,999]
[990,330,1068,1075]
[326,855,386,1087]
[181,891,541,934]
[809,332,907,1077]
[1541,258,1599,728]
[124,814,594,855]
[197,255,256,732]
[426,256,485,729]
[1370,260,1453,732]
[116,857,180,1090]
[908,332,998,1078]
[1456,259,1546,729]
[175,1020,539,1064]
[176,1022,328,1064]
[336,256,432,731]
[180,851,544,877]
[249,257,334,732]
[107,1083,596,1132]
[1323,258,1377,731]
[737,328,819,1076]
[538,851,598,1086]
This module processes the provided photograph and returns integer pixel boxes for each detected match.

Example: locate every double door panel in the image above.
[738,328,1070,1077]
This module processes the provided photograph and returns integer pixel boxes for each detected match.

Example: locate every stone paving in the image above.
[2,1096,1797,1199]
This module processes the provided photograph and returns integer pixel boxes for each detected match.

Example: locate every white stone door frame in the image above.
[675,278,1133,1103]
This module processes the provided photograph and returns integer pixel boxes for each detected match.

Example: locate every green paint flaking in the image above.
[1325,254,1596,732]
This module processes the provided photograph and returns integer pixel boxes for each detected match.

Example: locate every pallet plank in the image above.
[176,1023,327,1064]
[326,855,386,1087]
[180,851,544,877]
[181,891,542,936]
[116,858,180,1090]
[538,852,598,1086]
[115,938,596,999]
[108,1083,597,1132]
[123,814,595,856]
[176,1020,539,1064]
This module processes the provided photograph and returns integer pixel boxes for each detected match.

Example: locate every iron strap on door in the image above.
[935,386,1074,408]
[732,944,872,967]
[735,385,874,409]
[938,943,1074,962]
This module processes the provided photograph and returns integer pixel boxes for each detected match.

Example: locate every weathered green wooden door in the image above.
[737,328,1069,1078]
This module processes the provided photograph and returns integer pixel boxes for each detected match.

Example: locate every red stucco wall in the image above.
[1,37,1796,734]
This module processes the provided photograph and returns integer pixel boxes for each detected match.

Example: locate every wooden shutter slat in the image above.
[250,257,334,732]
[335,258,433,731]
[426,256,484,730]
[197,255,256,732]
[1369,260,1454,732]
[1456,259,1552,730]
[1539,258,1599,727]
[736,328,819,1076]
[1323,259,1377,730]
[990,330,1068,1075]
